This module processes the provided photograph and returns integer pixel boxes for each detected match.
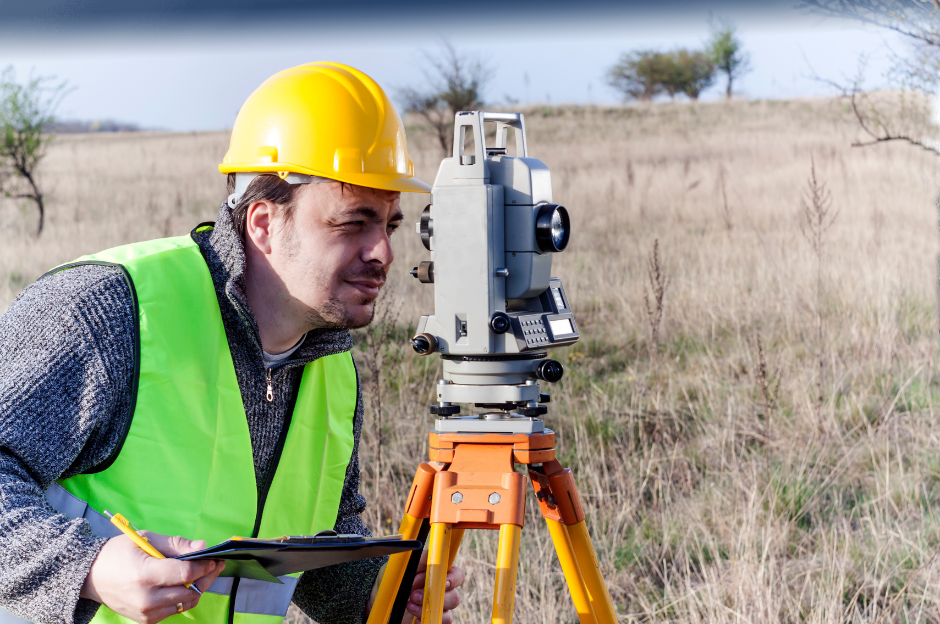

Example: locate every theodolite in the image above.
[368,111,616,624]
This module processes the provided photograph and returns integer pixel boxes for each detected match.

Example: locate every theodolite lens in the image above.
[535,204,570,253]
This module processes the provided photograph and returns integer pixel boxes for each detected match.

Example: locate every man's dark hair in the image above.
[226,173,301,239]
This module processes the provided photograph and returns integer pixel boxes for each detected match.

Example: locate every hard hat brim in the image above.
[218,162,431,193]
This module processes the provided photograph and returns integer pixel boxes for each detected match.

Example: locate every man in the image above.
[0,62,463,624]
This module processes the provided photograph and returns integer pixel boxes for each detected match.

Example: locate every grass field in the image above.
[3,97,940,623]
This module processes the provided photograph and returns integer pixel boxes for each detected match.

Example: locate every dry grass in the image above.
[3,97,940,623]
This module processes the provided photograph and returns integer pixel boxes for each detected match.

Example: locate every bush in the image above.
[607,49,716,103]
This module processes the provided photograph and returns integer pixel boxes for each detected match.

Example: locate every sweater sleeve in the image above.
[0,265,137,624]
[292,367,387,624]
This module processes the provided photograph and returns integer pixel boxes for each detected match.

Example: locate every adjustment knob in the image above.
[410,333,438,356]
[535,359,564,383]
[419,205,433,250]
[416,261,434,284]
[489,312,511,334]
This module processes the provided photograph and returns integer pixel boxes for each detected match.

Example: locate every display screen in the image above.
[551,287,566,310]
[549,318,574,336]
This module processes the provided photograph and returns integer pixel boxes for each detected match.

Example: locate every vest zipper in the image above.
[228,374,302,624]
[265,367,273,402]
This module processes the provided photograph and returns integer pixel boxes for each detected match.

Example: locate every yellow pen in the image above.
[104,510,203,596]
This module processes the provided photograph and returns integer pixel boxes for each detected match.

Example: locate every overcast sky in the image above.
[0,0,909,132]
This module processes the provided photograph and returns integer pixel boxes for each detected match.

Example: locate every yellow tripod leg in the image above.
[367,514,424,624]
[405,528,465,624]
[368,463,438,624]
[421,523,452,624]
[567,521,617,624]
[545,518,597,624]
[491,524,522,624]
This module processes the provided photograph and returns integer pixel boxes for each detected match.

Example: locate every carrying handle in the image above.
[452,111,528,180]
[483,111,527,158]
[453,111,486,179]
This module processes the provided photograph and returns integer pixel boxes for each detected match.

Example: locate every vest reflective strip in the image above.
[46,482,120,539]
[44,483,298,617]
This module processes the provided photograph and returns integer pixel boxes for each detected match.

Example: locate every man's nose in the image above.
[364,230,394,266]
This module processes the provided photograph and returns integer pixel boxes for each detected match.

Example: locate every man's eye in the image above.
[387,222,401,234]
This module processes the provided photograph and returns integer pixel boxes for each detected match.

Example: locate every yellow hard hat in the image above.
[220,62,430,193]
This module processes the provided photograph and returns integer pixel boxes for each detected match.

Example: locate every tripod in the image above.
[366,426,617,624]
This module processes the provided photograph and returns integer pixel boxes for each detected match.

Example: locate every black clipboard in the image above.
[175,531,422,583]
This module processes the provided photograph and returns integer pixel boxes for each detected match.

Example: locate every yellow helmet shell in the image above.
[220,62,430,193]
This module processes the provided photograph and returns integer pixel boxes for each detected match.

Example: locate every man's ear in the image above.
[245,199,275,255]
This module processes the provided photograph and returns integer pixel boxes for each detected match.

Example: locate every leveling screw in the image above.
[451,492,463,504]
[489,493,501,505]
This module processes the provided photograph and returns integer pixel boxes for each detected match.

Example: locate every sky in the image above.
[0,0,912,132]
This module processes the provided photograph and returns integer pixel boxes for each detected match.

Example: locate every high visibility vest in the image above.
[42,230,358,624]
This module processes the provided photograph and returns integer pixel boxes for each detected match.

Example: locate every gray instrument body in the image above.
[412,111,579,432]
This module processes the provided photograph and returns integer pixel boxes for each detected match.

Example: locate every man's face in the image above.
[270,182,403,329]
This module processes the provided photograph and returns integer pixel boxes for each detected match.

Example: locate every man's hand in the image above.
[402,551,464,624]
[81,532,224,624]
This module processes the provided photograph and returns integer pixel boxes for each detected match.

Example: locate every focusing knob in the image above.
[489,312,511,334]
[420,205,433,251]
[410,333,438,356]
[535,359,564,383]
[416,261,434,284]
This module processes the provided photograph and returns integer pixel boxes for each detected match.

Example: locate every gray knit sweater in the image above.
[0,203,383,624]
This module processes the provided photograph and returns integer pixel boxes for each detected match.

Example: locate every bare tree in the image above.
[0,67,69,235]
[801,0,940,152]
[398,42,491,156]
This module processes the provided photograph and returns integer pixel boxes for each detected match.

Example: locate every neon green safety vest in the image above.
[42,230,359,624]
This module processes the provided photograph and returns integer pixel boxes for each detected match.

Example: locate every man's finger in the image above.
[442,588,460,612]
[194,562,225,592]
[144,532,208,557]
[445,566,465,590]
[143,557,219,588]
[410,571,426,590]
[152,583,205,608]
[146,596,199,624]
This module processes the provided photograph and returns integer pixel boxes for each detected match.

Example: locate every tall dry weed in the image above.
[799,156,839,409]
[644,238,669,356]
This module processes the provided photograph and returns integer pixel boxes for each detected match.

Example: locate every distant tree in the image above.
[677,50,717,100]
[658,49,716,101]
[398,42,491,156]
[607,50,669,102]
[658,53,687,100]
[0,67,68,235]
[707,25,751,99]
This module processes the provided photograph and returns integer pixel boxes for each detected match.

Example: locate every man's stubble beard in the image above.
[306,293,376,330]
[303,264,386,331]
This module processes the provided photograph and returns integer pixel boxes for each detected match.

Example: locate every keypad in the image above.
[520,316,549,347]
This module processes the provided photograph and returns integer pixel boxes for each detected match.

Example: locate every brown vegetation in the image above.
[2,97,940,622]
